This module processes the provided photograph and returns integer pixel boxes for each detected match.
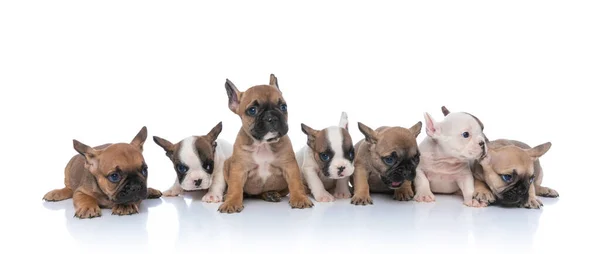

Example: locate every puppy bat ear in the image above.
[424,113,439,138]
[73,139,101,168]
[441,106,451,116]
[526,142,552,160]
[339,112,349,130]
[408,121,422,138]
[225,79,241,113]
[269,74,279,90]
[152,136,174,156]
[358,122,378,144]
[301,123,318,148]
[131,126,148,151]
[206,121,223,143]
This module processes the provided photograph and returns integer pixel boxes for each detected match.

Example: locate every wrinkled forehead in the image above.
[442,113,484,134]
[241,85,283,106]
[313,127,353,153]
[100,144,144,169]
[491,146,533,169]
[376,128,418,157]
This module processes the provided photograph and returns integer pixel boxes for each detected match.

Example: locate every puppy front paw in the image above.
[394,188,414,201]
[522,197,543,209]
[414,191,435,202]
[74,205,102,219]
[112,203,140,216]
[289,194,314,209]
[473,188,496,205]
[537,186,559,198]
[146,188,162,199]
[218,201,244,213]
[162,188,182,197]
[202,192,223,203]
[464,199,486,208]
[350,194,373,206]
[333,189,351,199]
[314,192,335,202]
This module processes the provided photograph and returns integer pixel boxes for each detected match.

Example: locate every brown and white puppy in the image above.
[350,121,422,205]
[43,127,162,219]
[472,140,556,209]
[217,74,314,213]
[296,112,355,202]
[152,122,233,203]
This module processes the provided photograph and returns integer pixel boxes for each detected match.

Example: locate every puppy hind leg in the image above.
[260,191,283,202]
[43,187,73,202]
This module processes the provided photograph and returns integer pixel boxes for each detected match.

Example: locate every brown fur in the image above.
[472,139,556,208]
[218,74,313,213]
[43,127,162,219]
[350,122,422,205]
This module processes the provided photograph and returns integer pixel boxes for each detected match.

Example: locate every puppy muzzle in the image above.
[251,110,288,141]
[380,166,416,189]
[497,180,530,206]
[115,178,147,204]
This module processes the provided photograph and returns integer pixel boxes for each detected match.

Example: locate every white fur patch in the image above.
[326,126,353,178]
[252,142,275,183]
[178,136,211,190]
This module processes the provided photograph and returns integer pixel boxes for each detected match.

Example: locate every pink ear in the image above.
[424,113,437,137]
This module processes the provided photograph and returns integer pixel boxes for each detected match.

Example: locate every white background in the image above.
[1,1,599,253]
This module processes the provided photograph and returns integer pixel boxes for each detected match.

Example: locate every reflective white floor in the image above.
[15,185,591,254]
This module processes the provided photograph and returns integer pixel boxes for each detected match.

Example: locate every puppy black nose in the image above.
[337,166,345,176]
[194,179,202,187]
[263,112,279,123]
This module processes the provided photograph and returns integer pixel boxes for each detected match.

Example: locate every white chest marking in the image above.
[252,142,276,183]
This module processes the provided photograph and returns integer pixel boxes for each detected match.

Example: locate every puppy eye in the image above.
[348,150,355,161]
[177,164,189,173]
[500,174,512,182]
[319,153,331,162]
[383,156,397,166]
[107,172,121,183]
[203,161,214,174]
[280,104,287,112]
[140,164,148,177]
[462,132,470,138]
[246,107,258,116]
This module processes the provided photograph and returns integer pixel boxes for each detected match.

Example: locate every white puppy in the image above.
[296,112,355,202]
[152,122,233,203]
[413,107,488,207]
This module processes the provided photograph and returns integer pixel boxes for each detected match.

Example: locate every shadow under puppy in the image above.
[296,112,355,202]
[43,126,162,219]
[350,121,422,205]
[218,74,313,213]
[436,108,560,209]
[152,122,233,203]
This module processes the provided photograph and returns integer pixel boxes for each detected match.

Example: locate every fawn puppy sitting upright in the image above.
[43,127,162,219]
[218,74,314,213]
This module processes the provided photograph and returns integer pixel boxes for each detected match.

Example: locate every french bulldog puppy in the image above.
[43,127,162,219]
[296,112,355,202]
[413,108,488,207]
[152,122,233,203]
[350,121,422,205]
[218,74,314,213]
[472,140,555,209]
[440,106,559,209]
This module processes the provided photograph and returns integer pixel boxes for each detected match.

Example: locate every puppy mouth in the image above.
[390,182,403,188]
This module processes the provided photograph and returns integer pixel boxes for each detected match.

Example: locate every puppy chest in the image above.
[250,145,278,182]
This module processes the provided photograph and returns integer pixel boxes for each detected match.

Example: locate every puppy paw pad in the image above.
[350,196,373,206]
